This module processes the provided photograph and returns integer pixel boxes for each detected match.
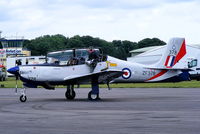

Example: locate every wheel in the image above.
[20,95,27,102]
[65,90,76,100]
[88,91,100,101]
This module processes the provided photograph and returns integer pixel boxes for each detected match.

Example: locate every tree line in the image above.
[5,34,167,60]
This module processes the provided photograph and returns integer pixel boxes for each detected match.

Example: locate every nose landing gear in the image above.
[20,95,27,102]
[19,87,27,102]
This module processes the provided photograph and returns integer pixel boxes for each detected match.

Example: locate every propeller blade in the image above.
[7,66,20,94]
[15,74,18,93]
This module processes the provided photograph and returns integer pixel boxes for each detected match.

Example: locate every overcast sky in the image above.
[0,0,200,44]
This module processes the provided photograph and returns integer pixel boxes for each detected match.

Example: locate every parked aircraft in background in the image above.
[8,38,190,102]
[128,43,200,80]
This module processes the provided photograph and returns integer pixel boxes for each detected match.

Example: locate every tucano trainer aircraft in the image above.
[8,38,190,102]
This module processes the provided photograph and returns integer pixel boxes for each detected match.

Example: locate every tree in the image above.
[122,40,138,57]
[24,34,166,60]
[24,34,68,55]
[138,38,166,48]
[67,35,84,48]
[112,40,138,60]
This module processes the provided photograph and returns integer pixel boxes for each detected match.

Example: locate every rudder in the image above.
[156,38,186,68]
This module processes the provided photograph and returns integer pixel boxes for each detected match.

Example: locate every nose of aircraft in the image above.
[7,66,19,75]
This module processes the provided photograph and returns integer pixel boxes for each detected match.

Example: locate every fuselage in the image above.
[107,56,186,83]
[14,56,188,87]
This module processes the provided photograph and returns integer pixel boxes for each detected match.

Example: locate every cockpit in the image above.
[47,48,107,66]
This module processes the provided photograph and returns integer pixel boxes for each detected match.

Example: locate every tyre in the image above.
[65,90,76,100]
[20,95,27,102]
[88,91,99,101]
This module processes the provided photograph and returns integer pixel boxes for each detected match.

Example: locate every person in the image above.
[67,57,78,66]
[26,58,29,65]
[88,48,99,61]
[87,47,99,68]
[16,59,22,66]
[78,57,85,65]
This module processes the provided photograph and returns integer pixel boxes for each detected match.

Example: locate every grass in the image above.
[0,77,23,88]
[1,77,200,88]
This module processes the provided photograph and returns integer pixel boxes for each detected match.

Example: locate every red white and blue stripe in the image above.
[165,55,175,68]
[164,39,186,68]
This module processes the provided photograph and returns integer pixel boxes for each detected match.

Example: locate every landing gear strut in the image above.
[19,87,27,102]
[88,76,100,101]
[65,85,76,100]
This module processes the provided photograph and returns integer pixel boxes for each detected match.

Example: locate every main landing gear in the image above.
[88,76,100,101]
[65,85,76,100]
[65,82,100,101]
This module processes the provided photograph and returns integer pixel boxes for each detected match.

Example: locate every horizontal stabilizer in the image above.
[145,67,193,71]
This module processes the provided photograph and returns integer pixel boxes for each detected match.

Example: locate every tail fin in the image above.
[156,38,186,68]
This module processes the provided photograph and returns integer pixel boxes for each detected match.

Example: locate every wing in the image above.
[63,69,123,84]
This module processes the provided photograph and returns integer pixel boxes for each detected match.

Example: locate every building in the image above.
[0,38,31,56]
[128,46,165,64]
[129,46,160,57]
[0,37,47,76]
[0,38,31,66]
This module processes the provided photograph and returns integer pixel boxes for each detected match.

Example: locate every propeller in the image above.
[7,65,20,94]
[15,59,22,93]
[15,72,19,93]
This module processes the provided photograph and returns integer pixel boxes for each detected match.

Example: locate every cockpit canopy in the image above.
[47,48,102,65]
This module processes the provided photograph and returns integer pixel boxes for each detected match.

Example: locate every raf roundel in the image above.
[122,68,131,79]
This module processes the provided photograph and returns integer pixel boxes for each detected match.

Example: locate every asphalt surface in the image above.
[0,87,200,134]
